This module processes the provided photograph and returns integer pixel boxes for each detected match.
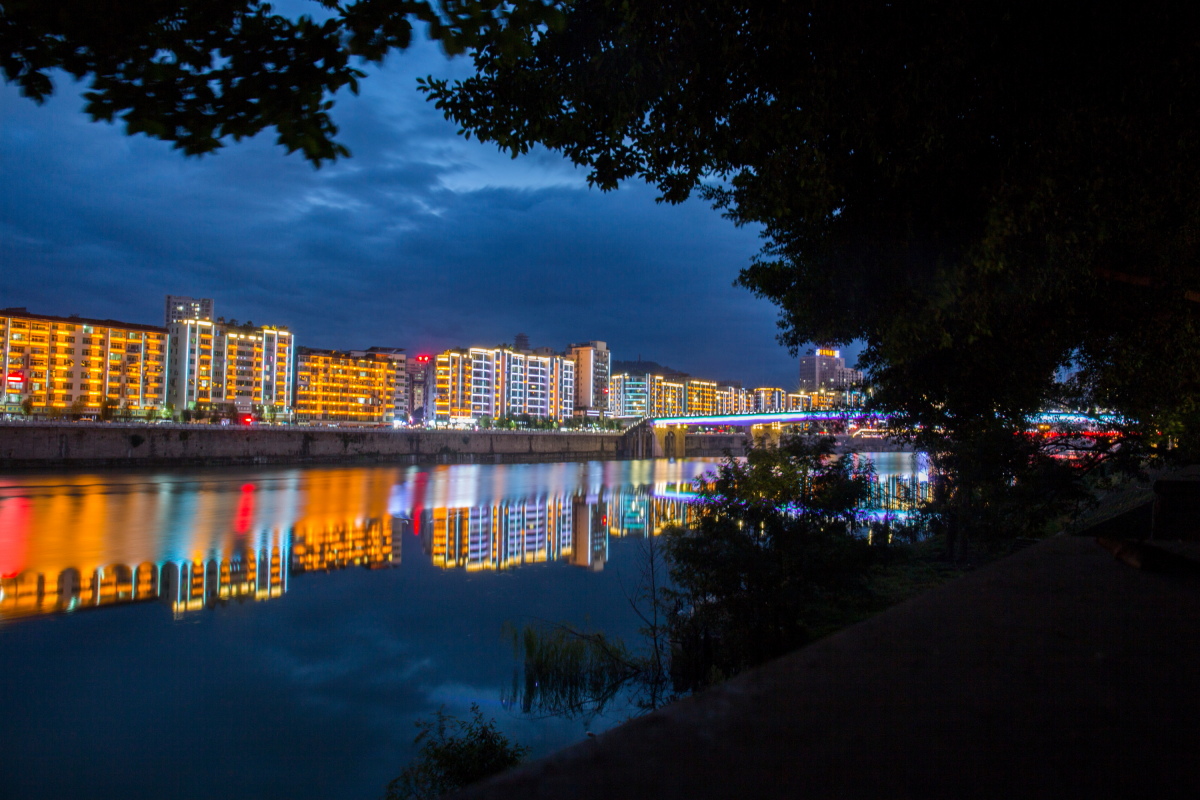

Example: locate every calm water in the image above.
[0,454,925,800]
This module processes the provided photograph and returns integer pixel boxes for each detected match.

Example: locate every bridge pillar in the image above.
[749,424,782,448]
[652,424,688,458]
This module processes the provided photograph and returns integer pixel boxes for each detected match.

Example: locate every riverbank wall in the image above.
[0,424,627,469]
[0,424,910,470]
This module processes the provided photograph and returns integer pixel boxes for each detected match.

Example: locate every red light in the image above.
[416,355,431,363]
[5,372,23,383]
[241,415,254,425]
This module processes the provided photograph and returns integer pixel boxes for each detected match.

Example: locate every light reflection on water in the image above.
[0,455,928,622]
[0,460,727,621]
[0,454,926,800]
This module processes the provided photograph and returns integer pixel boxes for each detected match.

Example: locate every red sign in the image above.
[5,371,24,384]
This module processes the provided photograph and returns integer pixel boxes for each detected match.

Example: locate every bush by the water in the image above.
[384,704,528,800]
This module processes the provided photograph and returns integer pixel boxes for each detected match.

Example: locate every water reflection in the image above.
[0,461,718,622]
[0,455,927,623]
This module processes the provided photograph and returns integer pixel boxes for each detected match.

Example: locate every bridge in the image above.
[620,411,888,458]
[626,410,1119,458]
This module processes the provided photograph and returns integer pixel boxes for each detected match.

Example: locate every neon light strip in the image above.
[651,410,1122,428]
[652,411,888,426]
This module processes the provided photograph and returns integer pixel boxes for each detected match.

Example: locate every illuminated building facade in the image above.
[567,341,612,417]
[433,349,473,423]
[684,379,717,416]
[799,346,864,392]
[433,346,575,423]
[167,318,293,415]
[715,385,754,415]
[294,347,398,424]
[610,372,692,417]
[648,375,685,417]
[1,308,168,416]
[610,372,649,417]
[348,347,408,422]
[753,387,787,412]
[164,295,214,325]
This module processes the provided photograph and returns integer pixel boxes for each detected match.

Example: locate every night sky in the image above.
[0,39,816,391]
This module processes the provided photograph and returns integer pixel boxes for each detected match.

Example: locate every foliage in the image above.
[423,1,1200,500]
[507,623,640,722]
[506,537,675,721]
[20,396,34,416]
[663,436,881,691]
[509,437,896,712]
[384,704,529,800]
[2,0,563,163]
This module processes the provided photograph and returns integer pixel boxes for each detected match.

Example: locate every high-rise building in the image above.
[1,308,168,416]
[648,375,685,417]
[684,379,717,416]
[753,387,786,412]
[566,341,612,417]
[433,349,473,423]
[294,347,398,425]
[610,372,649,417]
[786,392,809,411]
[347,347,408,423]
[798,346,864,392]
[609,372,690,417]
[432,346,574,423]
[166,318,293,416]
[164,295,214,326]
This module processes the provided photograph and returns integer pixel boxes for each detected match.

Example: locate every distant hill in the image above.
[611,359,689,379]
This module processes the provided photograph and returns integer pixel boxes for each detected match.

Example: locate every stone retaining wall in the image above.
[0,425,907,469]
[0,424,624,468]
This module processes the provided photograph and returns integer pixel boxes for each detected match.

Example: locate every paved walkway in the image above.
[454,534,1200,799]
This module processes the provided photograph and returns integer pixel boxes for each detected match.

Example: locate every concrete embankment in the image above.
[0,424,627,468]
[0,425,907,469]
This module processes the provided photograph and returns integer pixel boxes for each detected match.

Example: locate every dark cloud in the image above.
[0,44,809,388]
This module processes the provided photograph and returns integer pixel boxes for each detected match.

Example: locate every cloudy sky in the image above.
[0,37,809,389]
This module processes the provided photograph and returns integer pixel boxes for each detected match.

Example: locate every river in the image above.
[0,454,927,800]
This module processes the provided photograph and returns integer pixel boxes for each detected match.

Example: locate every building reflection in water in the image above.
[0,454,926,622]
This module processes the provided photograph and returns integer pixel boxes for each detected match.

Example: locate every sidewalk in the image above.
[454,533,1200,799]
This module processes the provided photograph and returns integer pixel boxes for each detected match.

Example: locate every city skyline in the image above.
[0,40,843,390]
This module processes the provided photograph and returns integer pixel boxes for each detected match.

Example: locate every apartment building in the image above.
[566,341,612,417]
[684,379,717,417]
[433,346,574,423]
[164,295,214,326]
[167,318,293,415]
[294,347,398,425]
[753,387,787,413]
[610,372,688,417]
[347,347,408,423]
[1,308,168,416]
[609,372,647,417]
[798,346,865,392]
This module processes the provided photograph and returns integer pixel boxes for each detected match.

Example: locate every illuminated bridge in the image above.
[630,411,1120,458]
[651,411,1117,428]
[651,411,888,427]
